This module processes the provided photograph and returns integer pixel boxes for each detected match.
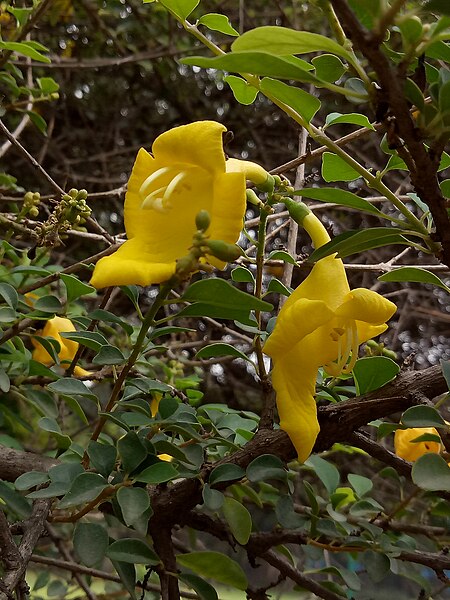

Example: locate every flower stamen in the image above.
[139,167,172,196]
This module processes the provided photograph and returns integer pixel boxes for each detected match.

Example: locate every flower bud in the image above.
[68,188,78,199]
[176,254,198,278]
[195,209,211,232]
[246,189,263,206]
[29,206,39,218]
[284,198,311,225]
[206,240,242,262]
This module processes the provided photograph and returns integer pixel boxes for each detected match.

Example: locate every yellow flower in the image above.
[264,209,396,462]
[394,427,442,462]
[90,121,271,288]
[32,316,91,377]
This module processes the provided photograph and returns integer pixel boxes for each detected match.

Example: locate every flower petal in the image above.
[394,427,441,462]
[271,353,320,463]
[90,239,176,288]
[336,288,396,325]
[152,121,227,175]
[264,298,335,359]
[209,171,246,244]
[226,157,270,185]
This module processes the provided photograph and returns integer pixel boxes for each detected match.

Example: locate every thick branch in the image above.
[330,0,450,267]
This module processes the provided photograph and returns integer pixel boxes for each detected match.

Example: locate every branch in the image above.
[330,0,450,267]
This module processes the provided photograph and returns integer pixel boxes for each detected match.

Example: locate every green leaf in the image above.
[209,463,245,486]
[267,278,292,297]
[60,274,95,303]
[32,335,60,364]
[294,187,383,216]
[267,250,297,265]
[222,496,252,545]
[179,574,218,600]
[260,77,321,122]
[157,0,199,19]
[60,330,108,351]
[0,283,18,309]
[223,75,258,106]
[0,481,32,518]
[412,453,450,491]
[116,487,151,527]
[15,471,49,491]
[135,462,178,484]
[107,539,159,564]
[309,228,409,261]
[0,40,50,63]
[57,473,109,509]
[87,441,117,478]
[73,523,108,567]
[401,405,446,428]
[325,112,375,130]
[37,77,59,94]
[231,25,353,61]
[231,266,255,284]
[378,267,450,293]
[353,357,400,395]
[322,152,361,182]
[118,431,147,473]
[202,484,224,511]
[177,551,248,591]
[93,345,126,365]
[442,359,450,391]
[34,295,63,313]
[362,551,390,583]
[0,306,16,322]
[110,561,136,600]
[348,474,373,497]
[181,52,316,83]
[27,111,47,135]
[246,454,287,483]
[305,455,339,494]
[195,343,250,362]
[38,417,71,449]
[47,378,97,401]
[312,54,347,83]
[198,13,238,36]
[441,179,450,198]
[88,309,134,335]
[179,278,272,324]
[224,75,258,105]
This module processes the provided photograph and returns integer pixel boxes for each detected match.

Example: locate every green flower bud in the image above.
[284,198,311,225]
[206,240,242,262]
[176,254,198,277]
[246,189,263,206]
[29,206,39,218]
[195,210,211,232]
[23,191,34,204]
[78,189,88,201]
[68,188,78,199]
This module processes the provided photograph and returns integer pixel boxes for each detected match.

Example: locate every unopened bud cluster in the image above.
[19,191,41,220]
[175,210,242,279]
[35,188,91,248]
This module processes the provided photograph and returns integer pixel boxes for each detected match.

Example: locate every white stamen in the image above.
[141,186,166,209]
[162,171,187,203]
[151,198,170,214]
[139,167,172,196]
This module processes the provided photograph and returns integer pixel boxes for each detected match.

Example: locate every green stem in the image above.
[168,14,432,246]
[85,278,176,454]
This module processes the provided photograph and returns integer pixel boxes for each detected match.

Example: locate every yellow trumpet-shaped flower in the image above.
[32,316,91,377]
[264,209,396,462]
[90,121,271,288]
[394,427,442,462]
